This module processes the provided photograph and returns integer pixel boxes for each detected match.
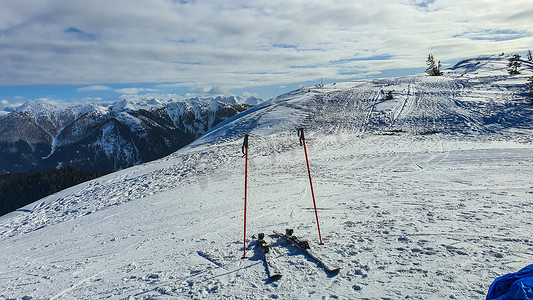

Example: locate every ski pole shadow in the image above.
[265,275,282,284]
[326,268,341,278]
[248,239,262,262]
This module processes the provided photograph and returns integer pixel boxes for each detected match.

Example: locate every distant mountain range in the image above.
[0,96,257,173]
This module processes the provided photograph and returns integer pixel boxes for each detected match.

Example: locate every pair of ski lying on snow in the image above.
[255,229,341,279]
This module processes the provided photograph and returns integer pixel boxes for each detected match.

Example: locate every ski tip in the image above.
[269,274,283,280]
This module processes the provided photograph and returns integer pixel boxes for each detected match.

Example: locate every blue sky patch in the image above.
[333,55,395,64]
[273,44,298,50]
[412,0,436,8]
[455,29,530,42]
[64,27,96,41]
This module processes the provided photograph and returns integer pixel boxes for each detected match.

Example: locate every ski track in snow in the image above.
[1,56,533,299]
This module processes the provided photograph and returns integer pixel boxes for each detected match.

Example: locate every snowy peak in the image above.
[112,99,140,111]
[14,100,77,138]
[14,99,64,115]
[111,98,168,112]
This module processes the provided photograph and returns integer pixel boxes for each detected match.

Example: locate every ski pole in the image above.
[298,128,323,245]
[241,134,249,258]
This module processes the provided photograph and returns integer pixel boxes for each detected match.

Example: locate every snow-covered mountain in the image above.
[0,97,253,173]
[1,54,532,299]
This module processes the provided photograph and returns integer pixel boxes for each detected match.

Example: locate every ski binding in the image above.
[256,233,283,279]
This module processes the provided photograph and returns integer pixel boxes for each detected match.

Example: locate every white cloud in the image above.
[241,91,258,98]
[63,97,114,107]
[76,85,112,92]
[115,87,158,95]
[185,86,231,98]
[1,99,24,110]
[120,93,183,102]
[0,0,532,91]
[1,97,117,110]
[0,100,10,108]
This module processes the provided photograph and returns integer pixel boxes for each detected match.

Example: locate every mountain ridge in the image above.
[0,96,256,173]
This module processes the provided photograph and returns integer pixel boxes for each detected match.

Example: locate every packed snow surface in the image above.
[1,55,533,299]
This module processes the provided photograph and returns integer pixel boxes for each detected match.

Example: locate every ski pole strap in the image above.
[297,128,305,146]
[242,134,249,155]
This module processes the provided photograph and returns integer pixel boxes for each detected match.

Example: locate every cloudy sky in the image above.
[1,0,533,108]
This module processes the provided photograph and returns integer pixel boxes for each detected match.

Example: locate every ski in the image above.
[256,233,283,279]
[273,229,341,273]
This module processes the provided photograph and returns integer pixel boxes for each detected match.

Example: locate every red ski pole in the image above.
[298,128,323,245]
[241,134,249,258]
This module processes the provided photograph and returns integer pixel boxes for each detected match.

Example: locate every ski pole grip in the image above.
[298,128,305,146]
[242,134,249,155]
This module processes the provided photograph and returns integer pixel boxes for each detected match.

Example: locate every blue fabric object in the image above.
[487,265,533,300]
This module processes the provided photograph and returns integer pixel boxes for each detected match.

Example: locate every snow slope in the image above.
[1,55,533,299]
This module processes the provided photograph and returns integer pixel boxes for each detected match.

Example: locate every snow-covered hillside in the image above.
[1,55,532,299]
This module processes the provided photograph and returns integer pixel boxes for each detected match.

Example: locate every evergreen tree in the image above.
[507,54,521,75]
[425,54,442,76]
[0,167,108,217]
[426,54,435,75]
